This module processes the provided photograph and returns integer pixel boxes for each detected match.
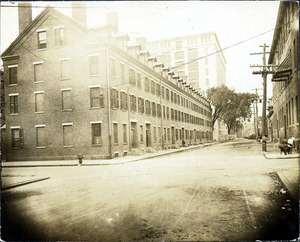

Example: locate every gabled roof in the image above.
[1,6,88,57]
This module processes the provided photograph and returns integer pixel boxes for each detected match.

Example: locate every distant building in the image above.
[1,3,213,161]
[268,1,299,141]
[147,32,226,94]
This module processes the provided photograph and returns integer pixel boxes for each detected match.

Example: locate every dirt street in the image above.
[1,140,299,241]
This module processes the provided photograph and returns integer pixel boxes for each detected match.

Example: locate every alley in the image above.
[1,140,299,241]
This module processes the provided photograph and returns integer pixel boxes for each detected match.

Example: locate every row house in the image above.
[1,3,213,161]
[268,1,299,141]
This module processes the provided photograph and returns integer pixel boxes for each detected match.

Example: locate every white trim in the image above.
[34,91,44,94]
[62,123,73,126]
[130,93,135,96]
[153,125,156,127]
[9,93,18,96]
[113,121,118,124]
[54,25,64,29]
[182,126,185,128]
[10,126,20,129]
[90,121,102,124]
[120,61,125,65]
[60,57,71,61]
[138,96,143,98]
[8,65,18,68]
[122,122,127,124]
[130,119,137,122]
[89,85,100,88]
[36,28,47,32]
[110,56,116,60]
[145,121,151,124]
[88,53,99,57]
[120,89,126,93]
[35,124,46,128]
[61,88,72,91]
[33,61,43,65]
[111,87,117,90]
[114,151,119,154]
[171,124,175,127]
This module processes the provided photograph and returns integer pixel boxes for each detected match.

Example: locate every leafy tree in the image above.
[207,85,257,134]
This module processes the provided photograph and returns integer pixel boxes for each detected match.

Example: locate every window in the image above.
[123,124,127,144]
[166,88,169,100]
[153,126,157,142]
[205,58,208,64]
[129,68,136,86]
[145,77,150,92]
[205,68,209,75]
[167,128,170,141]
[91,122,102,145]
[137,73,141,89]
[9,66,17,85]
[151,80,155,95]
[206,79,209,86]
[171,91,173,102]
[130,94,137,112]
[163,105,166,119]
[63,124,73,147]
[54,27,64,47]
[110,88,119,109]
[113,123,118,144]
[120,91,128,111]
[120,63,125,82]
[36,125,46,148]
[34,63,43,82]
[89,55,99,75]
[156,83,161,96]
[35,91,44,113]
[110,58,116,78]
[90,87,104,108]
[176,41,182,49]
[140,125,144,142]
[11,127,24,148]
[61,59,71,80]
[138,97,144,114]
[175,110,177,121]
[171,108,174,120]
[166,107,169,119]
[145,100,151,115]
[162,86,165,99]
[152,102,156,117]
[61,89,72,110]
[157,104,161,118]
[38,30,47,49]
[9,94,18,114]
[174,92,177,104]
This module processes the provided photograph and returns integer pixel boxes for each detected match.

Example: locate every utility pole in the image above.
[250,43,276,151]
[250,88,262,141]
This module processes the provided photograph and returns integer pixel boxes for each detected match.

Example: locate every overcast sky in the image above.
[1,1,280,103]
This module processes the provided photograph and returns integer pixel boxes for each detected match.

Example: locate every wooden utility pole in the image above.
[250,43,276,151]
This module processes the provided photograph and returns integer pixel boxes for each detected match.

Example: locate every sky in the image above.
[1,1,280,106]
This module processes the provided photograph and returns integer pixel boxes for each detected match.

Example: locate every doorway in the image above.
[131,122,138,148]
[146,124,151,147]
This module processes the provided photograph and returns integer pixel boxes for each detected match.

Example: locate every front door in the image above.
[131,122,138,148]
[146,124,151,147]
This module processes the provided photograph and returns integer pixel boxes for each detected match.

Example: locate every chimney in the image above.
[18,2,32,34]
[72,2,87,27]
[106,11,119,33]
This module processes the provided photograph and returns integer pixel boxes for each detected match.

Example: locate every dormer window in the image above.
[37,29,47,49]
[54,27,64,47]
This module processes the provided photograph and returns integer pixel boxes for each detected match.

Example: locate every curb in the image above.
[264,152,299,159]
[2,142,218,168]
[1,176,50,190]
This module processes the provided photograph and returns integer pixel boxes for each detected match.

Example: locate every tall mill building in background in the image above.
[147,33,227,95]
[1,2,213,161]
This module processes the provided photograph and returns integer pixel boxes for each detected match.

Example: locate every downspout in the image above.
[160,71,164,150]
[106,45,112,159]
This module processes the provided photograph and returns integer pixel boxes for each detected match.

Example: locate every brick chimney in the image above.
[18,2,32,34]
[72,2,87,27]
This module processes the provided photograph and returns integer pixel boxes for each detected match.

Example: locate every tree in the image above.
[207,85,257,134]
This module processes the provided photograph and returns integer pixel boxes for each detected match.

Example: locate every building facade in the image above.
[268,1,299,141]
[1,4,213,161]
[147,32,226,94]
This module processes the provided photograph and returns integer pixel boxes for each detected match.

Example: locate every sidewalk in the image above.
[1,142,219,168]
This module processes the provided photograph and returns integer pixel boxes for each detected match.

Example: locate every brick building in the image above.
[1,3,213,161]
[268,1,299,141]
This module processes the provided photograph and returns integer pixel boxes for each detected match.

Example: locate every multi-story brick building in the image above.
[147,32,226,94]
[268,1,299,141]
[1,3,213,161]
